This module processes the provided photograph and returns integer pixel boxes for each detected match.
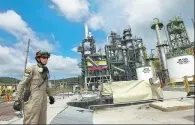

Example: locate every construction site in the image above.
[0,16,194,124]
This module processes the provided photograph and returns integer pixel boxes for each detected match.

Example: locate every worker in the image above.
[1,86,5,96]
[14,50,55,124]
[11,86,15,94]
[4,85,8,95]
[5,85,8,98]
[7,88,11,101]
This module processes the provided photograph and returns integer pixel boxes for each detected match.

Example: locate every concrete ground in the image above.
[0,91,194,124]
[0,102,15,121]
[0,93,78,124]
[50,106,93,124]
[93,91,194,124]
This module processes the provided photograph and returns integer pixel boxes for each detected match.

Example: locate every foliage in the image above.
[0,77,19,84]
[152,59,161,69]
[0,76,80,85]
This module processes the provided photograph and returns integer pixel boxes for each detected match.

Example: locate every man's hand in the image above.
[49,96,55,104]
[13,99,22,111]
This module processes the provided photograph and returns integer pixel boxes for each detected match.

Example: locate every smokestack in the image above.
[85,23,89,38]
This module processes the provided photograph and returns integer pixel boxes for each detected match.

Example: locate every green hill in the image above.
[0,76,81,85]
[0,77,19,84]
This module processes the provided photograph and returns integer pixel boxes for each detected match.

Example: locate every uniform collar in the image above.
[37,63,44,68]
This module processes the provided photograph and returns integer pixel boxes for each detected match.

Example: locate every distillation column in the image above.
[151,18,169,83]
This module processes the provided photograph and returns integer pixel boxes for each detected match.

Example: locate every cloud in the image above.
[86,0,193,33]
[85,0,194,52]
[51,0,90,22]
[0,10,80,78]
[50,0,193,50]
[0,45,27,77]
[71,47,78,52]
[86,14,104,30]
[186,27,194,42]
[0,10,55,53]
[47,55,81,77]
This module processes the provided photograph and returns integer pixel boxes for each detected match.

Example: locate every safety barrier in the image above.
[183,75,195,96]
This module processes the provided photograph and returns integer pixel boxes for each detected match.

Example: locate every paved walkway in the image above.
[50,106,93,124]
[93,91,194,124]
[0,94,78,124]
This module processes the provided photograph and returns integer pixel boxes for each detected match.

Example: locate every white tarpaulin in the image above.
[101,80,163,104]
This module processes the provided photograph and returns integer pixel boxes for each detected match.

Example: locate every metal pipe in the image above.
[112,65,125,73]
[107,35,112,45]
[139,43,145,66]
[85,24,89,39]
[164,25,172,51]
[149,49,157,77]
[154,20,167,70]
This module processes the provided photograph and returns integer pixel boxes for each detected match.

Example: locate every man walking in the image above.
[14,50,55,124]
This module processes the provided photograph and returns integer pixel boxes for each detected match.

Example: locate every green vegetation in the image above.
[0,77,19,84]
[0,76,81,85]
[152,59,161,69]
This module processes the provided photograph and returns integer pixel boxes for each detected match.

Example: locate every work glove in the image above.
[13,99,22,111]
[49,96,55,104]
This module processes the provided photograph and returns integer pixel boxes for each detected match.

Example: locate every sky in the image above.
[0,0,194,80]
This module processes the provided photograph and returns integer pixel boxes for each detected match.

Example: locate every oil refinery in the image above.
[77,16,194,91]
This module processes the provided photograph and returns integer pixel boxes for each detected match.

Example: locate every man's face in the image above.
[40,55,49,65]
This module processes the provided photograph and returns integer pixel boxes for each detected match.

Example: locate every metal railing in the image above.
[183,75,195,96]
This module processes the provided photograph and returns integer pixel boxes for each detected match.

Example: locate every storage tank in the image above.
[167,55,194,82]
[136,66,153,80]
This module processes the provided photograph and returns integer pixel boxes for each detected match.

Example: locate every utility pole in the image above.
[24,39,30,71]
[20,39,30,118]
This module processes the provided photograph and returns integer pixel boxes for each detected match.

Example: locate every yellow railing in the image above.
[166,78,177,87]
[183,75,195,96]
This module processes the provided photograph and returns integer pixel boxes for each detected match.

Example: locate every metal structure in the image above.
[77,24,111,90]
[151,18,169,83]
[134,37,153,80]
[105,31,129,81]
[123,29,136,80]
[77,25,153,90]
[105,28,152,81]
[166,17,194,58]
[146,49,159,78]
[77,17,195,89]
[165,17,194,83]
